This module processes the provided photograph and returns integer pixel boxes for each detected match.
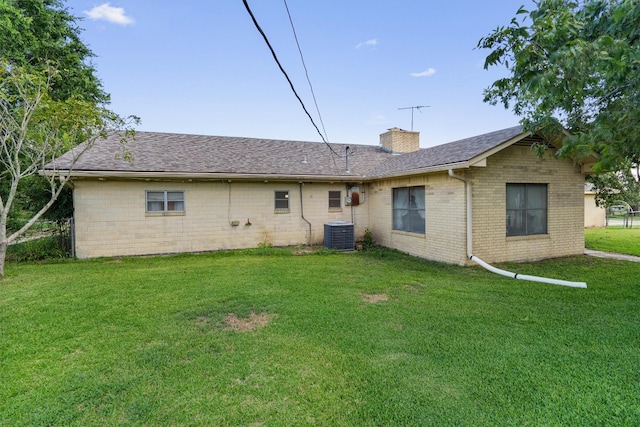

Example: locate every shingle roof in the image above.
[46,126,528,180]
[48,132,391,179]
[367,126,524,177]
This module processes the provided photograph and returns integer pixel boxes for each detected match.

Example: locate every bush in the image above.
[362,228,375,250]
[6,236,69,262]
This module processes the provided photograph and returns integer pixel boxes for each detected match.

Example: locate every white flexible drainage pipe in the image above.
[447,169,587,289]
[469,255,587,288]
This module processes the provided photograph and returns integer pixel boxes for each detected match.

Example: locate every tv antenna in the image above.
[398,105,430,130]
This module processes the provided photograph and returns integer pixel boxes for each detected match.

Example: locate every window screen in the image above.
[506,184,547,236]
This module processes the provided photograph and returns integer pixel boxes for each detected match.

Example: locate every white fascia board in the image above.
[40,169,366,183]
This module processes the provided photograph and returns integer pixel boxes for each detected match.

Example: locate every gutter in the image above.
[447,169,587,288]
[39,169,368,183]
[299,183,312,246]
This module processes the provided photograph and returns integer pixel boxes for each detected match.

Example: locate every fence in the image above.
[8,218,74,258]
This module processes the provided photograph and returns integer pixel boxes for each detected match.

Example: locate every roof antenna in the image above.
[398,105,430,131]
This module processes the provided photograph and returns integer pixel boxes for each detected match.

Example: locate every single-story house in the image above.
[44,126,592,265]
[584,184,606,228]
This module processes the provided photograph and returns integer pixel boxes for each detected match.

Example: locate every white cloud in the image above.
[84,3,134,25]
[356,39,378,49]
[410,68,437,77]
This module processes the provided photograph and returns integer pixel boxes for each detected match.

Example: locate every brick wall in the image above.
[367,173,467,264]
[73,180,369,258]
[72,145,584,262]
[468,145,585,263]
[367,145,585,265]
[379,128,420,153]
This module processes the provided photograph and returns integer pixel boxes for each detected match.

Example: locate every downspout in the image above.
[448,170,473,258]
[299,182,312,246]
[447,169,587,289]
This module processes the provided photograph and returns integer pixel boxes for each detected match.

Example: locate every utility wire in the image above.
[283,0,329,144]
[242,0,340,157]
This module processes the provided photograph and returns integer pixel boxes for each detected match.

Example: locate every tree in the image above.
[1,0,112,227]
[0,0,108,103]
[587,167,640,210]
[0,0,134,275]
[478,0,640,192]
[0,63,136,276]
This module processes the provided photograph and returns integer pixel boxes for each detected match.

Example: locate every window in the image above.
[146,191,185,212]
[329,191,341,209]
[275,191,289,210]
[392,186,425,234]
[506,184,547,236]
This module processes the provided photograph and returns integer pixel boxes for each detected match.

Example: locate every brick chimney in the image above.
[380,127,420,153]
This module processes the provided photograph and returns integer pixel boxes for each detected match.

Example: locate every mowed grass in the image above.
[1,248,639,426]
[585,226,640,256]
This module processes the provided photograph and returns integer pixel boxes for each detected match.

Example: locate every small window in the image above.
[392,186,425,234]
[146,191,185,212]
[506,184,547,236]
[275,191,289,210]
[329,191,341,209]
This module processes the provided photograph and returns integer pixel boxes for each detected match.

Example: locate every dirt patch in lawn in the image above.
[361,293,389,303]
[224,311,273,332]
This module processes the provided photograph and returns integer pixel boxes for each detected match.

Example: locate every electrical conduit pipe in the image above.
[447,169,587,289]
[299,182,312,246]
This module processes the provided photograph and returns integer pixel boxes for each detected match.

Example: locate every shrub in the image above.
[362,228,375,250]
[6,236,69,262]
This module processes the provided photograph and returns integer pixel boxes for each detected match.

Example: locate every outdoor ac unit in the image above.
[324,221,355,250]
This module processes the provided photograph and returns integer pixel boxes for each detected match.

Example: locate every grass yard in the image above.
[1,248,639,426]
[585,226,640,256]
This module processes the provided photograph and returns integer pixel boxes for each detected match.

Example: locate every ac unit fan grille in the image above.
[324,222,355,250]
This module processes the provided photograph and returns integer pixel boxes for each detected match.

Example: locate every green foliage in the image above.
[362,227,375,249]
[1,251,639,425]
[5,235,68,262]
[587,166,640,209]
[0,62,138,276]
[0,0,139,275]
[478,0,640,174]
[0,0,108,103]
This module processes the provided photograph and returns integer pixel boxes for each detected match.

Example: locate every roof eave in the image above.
[40,169,369,182]
[467,130,533,167]
[370,161,471,179]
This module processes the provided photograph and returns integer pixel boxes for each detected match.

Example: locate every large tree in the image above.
[0,0,108,103]
[0,0,136,275]
[478,0,640,203]
[0,0,111,225]
[0,64,136,276]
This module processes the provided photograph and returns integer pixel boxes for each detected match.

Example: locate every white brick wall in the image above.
[73,180,368,258]
[73,145,585,263]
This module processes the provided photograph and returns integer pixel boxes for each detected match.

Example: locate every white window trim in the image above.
[146,190,185,216]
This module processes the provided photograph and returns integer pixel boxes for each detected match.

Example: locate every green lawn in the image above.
[585,226,640,256]
[1,248,639,426]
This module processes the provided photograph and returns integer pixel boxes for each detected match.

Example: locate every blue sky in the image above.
[66,1,535,147]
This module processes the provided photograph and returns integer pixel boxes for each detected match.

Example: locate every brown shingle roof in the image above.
[46,126,527,180]
[367,126,524,177]
[48,132,392,179]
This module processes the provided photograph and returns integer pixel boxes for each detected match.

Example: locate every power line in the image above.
[242,0,339,157]
[283,0,329,144]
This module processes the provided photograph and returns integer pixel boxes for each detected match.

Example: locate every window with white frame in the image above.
[392,186,425,234]
[506,183,547,236]
[146,191,185,213]
[275,190,289,211]
[328,190,341,209]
